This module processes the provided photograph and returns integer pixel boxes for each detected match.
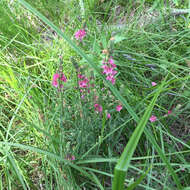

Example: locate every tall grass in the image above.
[1,0,190,189]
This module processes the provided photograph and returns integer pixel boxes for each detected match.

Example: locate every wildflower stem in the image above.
[58,56,65,159]
[100,112,106,144]
[71,57,84,119]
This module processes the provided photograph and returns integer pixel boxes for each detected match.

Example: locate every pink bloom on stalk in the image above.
[78,78,89,88]
[79,81,86,88]
[71,156,75,160]
[149,115,157,122]
[52,80,58,87]
[151,82,157,86]
[75,29,86,41]
[116,105,122,112]
[53,73,60,80]
[102,65,113,75]
[102,57,117,84]
[111,70,117,76]
[106,75,115,84]
[60,74,67,82]
[52,73,60,87]
[52,73,67,87]
[108,58,116,68]
[107,113,111,119]
[94,104,103,113]
[111,78,115,84]
[78,74,85,79]
[109,58,114,65]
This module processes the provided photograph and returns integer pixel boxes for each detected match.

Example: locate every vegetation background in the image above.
[0,0,190,189]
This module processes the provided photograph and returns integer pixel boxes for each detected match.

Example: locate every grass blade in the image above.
[7,153,28,190]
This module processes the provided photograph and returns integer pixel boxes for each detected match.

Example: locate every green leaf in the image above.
[90,172,104,190]
[7,153,28,190]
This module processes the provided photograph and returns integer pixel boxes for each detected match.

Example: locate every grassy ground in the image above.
[0,0,190,189]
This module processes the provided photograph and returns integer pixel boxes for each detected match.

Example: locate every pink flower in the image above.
[78,75,90,99]
[116,105,122,112]
[111,78,115,85]
[102,57,117,85]
[108,58,114,65]
[71,156,75,160]
[107,113,111,119]
[108,58,116,68]
[151,82,157,86]
[149,115,157,122]
[94,104,103,113]
[52,73,60,87]
[53,73,60,80]
[111,70,117,76]
[78,74,85,79]
[52,73,67,87]
[75,29,86,41]
[78,78,89,88]
[106,75,115,84]
[102,65,113,75]
[164,110,172,117]
[60,74,67,82]
[52,80,58,87]
[78,75,89,88]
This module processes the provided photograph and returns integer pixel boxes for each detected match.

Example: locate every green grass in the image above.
[0,0,190,189]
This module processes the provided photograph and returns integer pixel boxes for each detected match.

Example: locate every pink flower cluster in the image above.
[78,74,91,99]
[151,82,157,87]
[75,29,86,41]
[116,105,122,112]
[107,113,111,119]
[102,58,117,84]
[52,73,67,87]
[78,74,90,88]
[149,115,157,122]
[94,104,102,113]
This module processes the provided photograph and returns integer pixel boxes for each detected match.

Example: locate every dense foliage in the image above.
[0,0,190,189]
